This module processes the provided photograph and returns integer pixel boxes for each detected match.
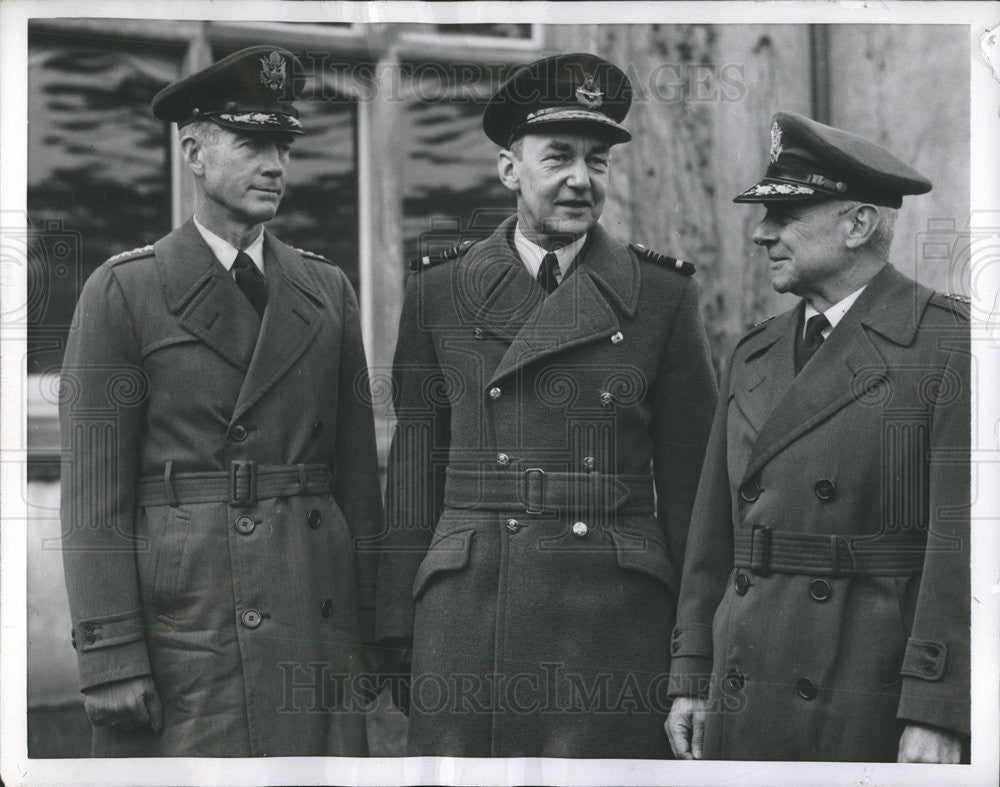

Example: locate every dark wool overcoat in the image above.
[59,220,383,757]
[668,263,970,761]
[375,217,718,757]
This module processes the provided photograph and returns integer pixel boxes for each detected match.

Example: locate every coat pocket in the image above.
[609,529,678,595]
[412,529,475,601]
[149,506,193,619]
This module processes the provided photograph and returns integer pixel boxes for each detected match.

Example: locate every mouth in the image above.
[252,187,281,196]
[556,200,591,210]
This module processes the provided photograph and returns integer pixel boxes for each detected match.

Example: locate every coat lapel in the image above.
[155,220,260,372]
[486,222,640,386]
[741,265,925,483]
[231,232,325,420]
[731,309,797,434]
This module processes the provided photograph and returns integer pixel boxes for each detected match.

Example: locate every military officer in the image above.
[665,112,970,762]
[59,46,383,756]
[374,53,718,757]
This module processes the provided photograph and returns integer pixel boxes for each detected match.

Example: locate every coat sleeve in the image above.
[895,329,971,736]
[332,270,385,647]
[374,273,451,644]
[59,264,153,691]
[651,277,718,585]
[667,346,736,699]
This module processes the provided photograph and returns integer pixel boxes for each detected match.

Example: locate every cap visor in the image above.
[733,178,824,203]
[211,112,304,134]
[523,110,631,144]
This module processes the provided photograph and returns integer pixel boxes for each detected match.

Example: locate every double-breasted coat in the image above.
[59,220,383,757]
[668,263,970,761]
[375,217,718,757]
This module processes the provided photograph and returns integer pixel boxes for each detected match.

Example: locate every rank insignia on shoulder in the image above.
[942,292,971,305]
[106,244,154,265]
[752,315,776,329]
[295,247,334,264]
[409,239,477,272]
[629,243,695,276]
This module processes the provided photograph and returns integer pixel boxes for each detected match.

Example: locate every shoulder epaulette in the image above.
[295,247,335,265]
[105,244,154,265]
[929,291,971,318]
[629,243,695,276]
[409,239,477,273]
[735,315,776,348]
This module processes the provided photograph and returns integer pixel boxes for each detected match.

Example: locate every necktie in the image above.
[537,252,560,294]
[233,250,267,318]
[795,313,830,374]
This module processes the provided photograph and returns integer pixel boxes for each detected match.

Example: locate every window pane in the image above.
[403,66,513,262]
[27,31,182,374]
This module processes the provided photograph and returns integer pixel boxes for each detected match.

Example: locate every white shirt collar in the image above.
[803,285,868,339]
[193,215,265,274]
[513,222,588,283]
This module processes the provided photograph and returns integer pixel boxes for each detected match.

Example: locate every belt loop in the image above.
[523,468,544,515]
[230,460,257,507]
[828,535,839,576]
[163,461,178,507]
[749,525,771,575]
[297,463,307,494]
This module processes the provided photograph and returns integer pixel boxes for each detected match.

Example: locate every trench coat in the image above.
[59,220,383,757]
[374,217,718,757]
[668,263,970,761]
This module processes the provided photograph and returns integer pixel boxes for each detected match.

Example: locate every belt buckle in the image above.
[230,461,257,507]
[523,468,545,515]
[749,525,771,575]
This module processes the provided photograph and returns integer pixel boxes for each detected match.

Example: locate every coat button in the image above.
[489,386,502,400]
[230,424,248,442]
[311,420,324,438]
[84,633,96,645]
[572,521,588,538]
[610,331,624,345]
[734,573,750,595]
[307,509,322,529]
[599,392,613,408]
[496,452,511,467]
[809,579,832,602]
[671,640,681,654]
[724,669,745,692]
[235,515,255,535]
[506,518,521,534]
[739,481,761,503]
[241,609,262,629]
[672,629,681,640]
[473,327,484,339]
[582,456,597,471]
[814,479,836,501]
[795,678,818,700]
[320,598,333,617]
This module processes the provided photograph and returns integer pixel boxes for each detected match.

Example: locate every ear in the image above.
[497,149,520,194]
[180,134,206,178]
[844,204,881,249]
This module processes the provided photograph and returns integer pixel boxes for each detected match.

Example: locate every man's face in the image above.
[198,127,293,227]
[504,131,611,243]
[751,201,852,298]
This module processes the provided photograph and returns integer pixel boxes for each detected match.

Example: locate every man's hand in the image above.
[83,675,163,733]
[665,696,708,759]
[378,638,413,716]
[897,722,963,763]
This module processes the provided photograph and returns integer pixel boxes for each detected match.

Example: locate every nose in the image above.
[566,157,590,189]
[751,217,776,246]
[259,145,286,177]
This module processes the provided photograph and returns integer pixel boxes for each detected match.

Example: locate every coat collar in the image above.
[739,264,926,482]
[456,217,640,386]
[154,220,324,417]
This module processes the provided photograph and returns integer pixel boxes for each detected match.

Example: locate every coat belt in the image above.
[443,467,655,514]
[733,526,926,576]
[137,461,333,508]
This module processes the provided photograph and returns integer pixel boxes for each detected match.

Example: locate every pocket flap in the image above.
[412,529,475,600]
[610,529,678,594]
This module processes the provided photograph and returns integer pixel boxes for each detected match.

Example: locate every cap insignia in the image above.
[769,120,783,164]
[746,182,815,197]
[575,74,604,109]
[259,51,287,91]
